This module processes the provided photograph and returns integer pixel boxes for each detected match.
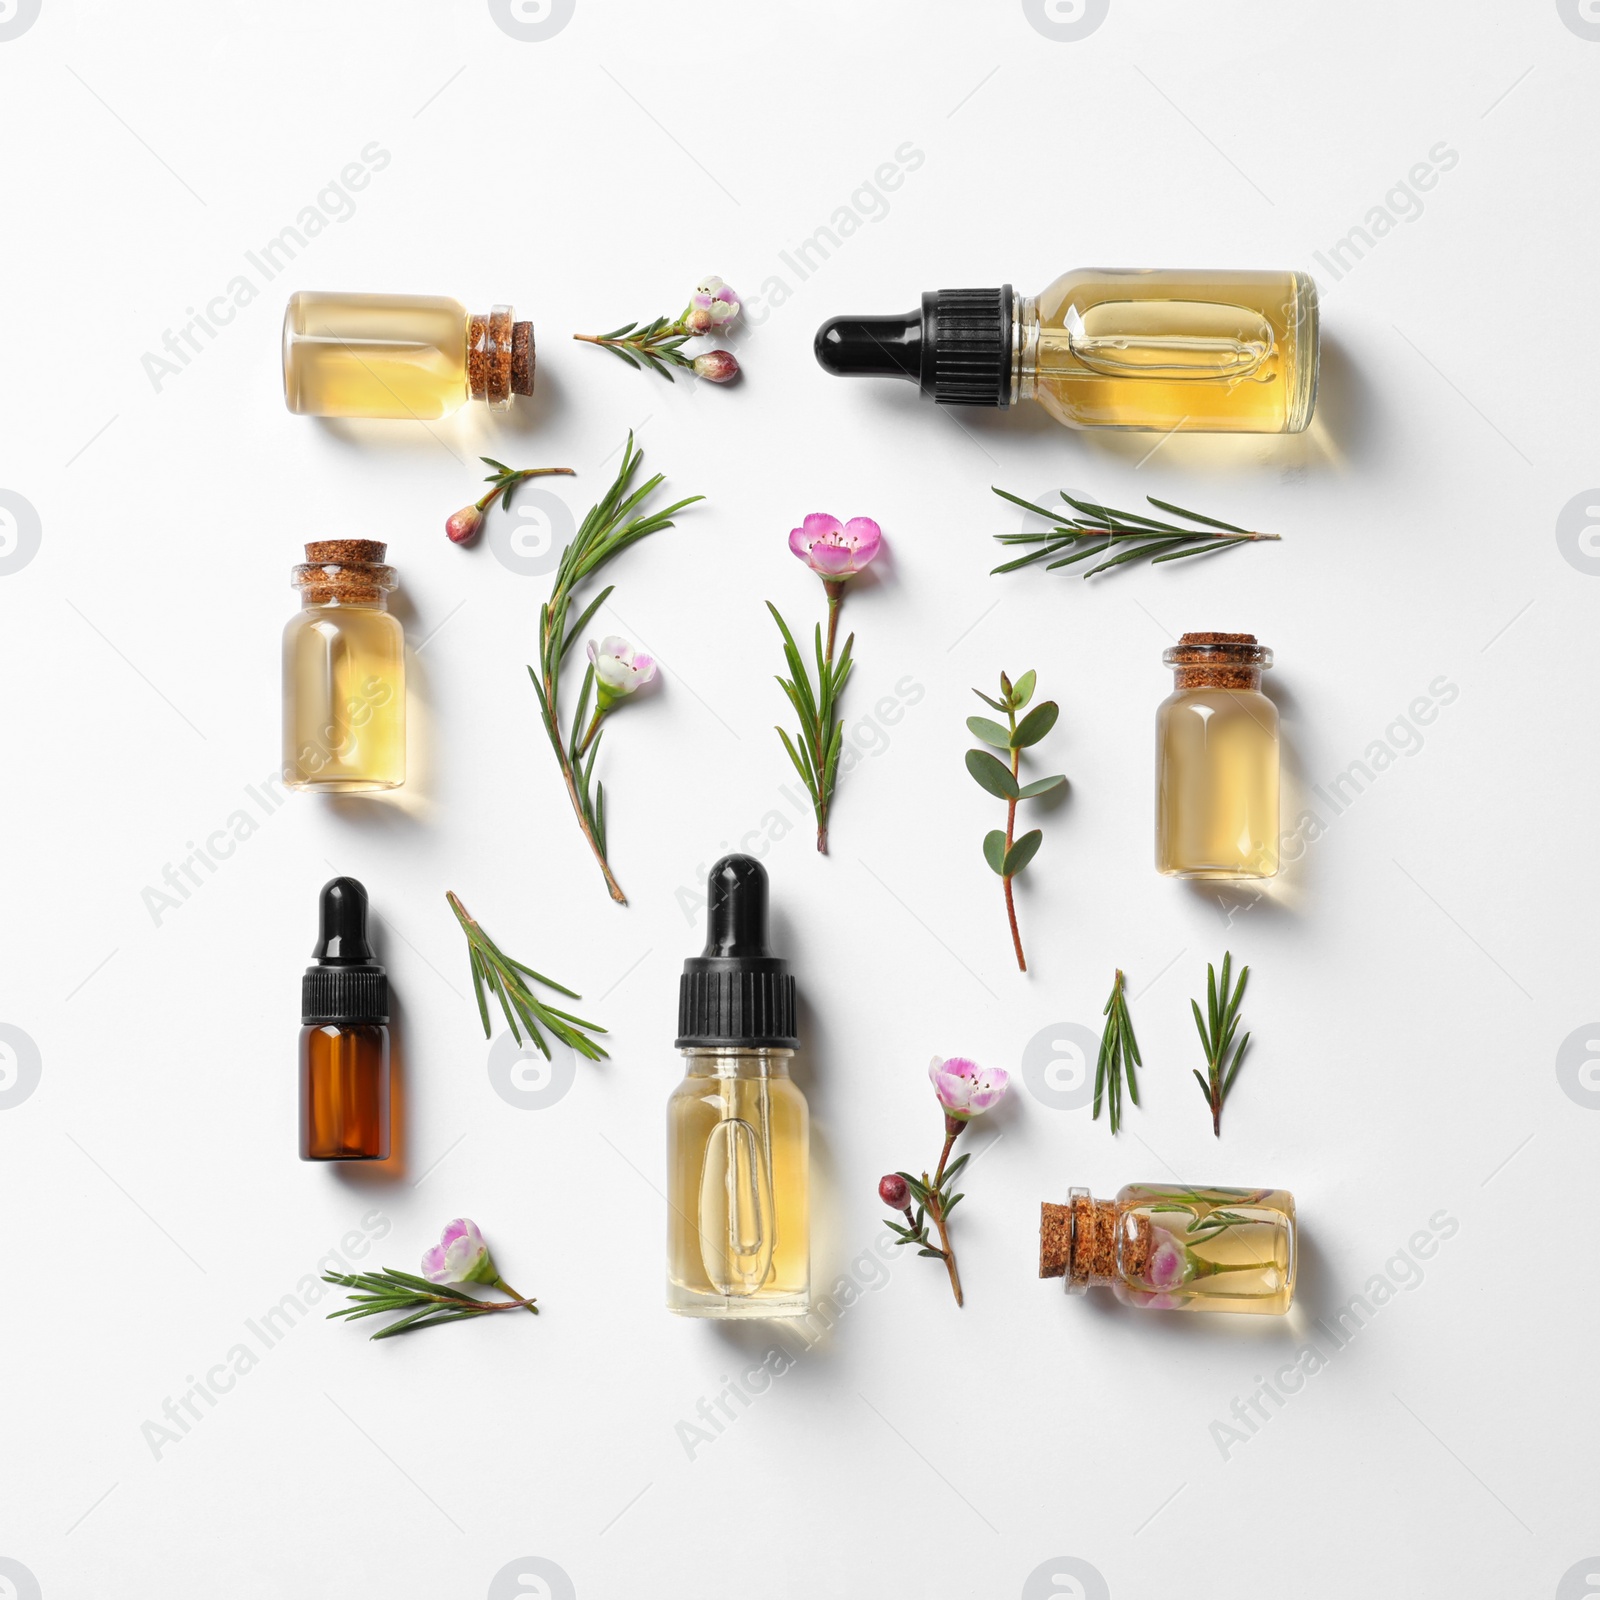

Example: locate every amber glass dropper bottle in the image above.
[299,877,390,1161]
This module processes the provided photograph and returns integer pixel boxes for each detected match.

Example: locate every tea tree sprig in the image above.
[1093,969,1142,1133]
[768,603,853,853]
[573,277,742,384]
[446,892,608,1061]
[322,1269,537,1340]
[1191,952,1251,1137]
[446,459,575,545]
[966,669,1066,972]
[991,487,1279,580]
[528,434,701,902]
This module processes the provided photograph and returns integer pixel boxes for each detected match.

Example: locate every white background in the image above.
[2,2,1598,1596]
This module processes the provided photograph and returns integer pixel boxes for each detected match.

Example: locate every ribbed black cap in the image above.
[813,285,1013,408]
[302,877,389,1025]
[676,855,797,1050]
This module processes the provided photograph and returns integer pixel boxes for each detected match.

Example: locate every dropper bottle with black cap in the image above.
[300,876,391,1161]
[667,855,809,1318]
[814,267,1318,434]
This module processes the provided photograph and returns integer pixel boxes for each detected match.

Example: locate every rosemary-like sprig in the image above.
[446,892,608,1061]
[1191,952,1251,1137]
[528,434,701,902]
[991,488,1279,579]
[573,315,695,380]
[323,1268,537,1340]
[1093,969,1142,1133]
[480,457,573,512]
[966,669,1066,972]
[768,601,854,853]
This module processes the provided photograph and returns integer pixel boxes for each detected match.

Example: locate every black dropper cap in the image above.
[814,286,1014,407]
[675,855,797,1050]
[302,877,389,1025]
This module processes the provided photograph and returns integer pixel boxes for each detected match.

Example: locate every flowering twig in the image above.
[966,669,1066,971]
[528,434,701,903]
[770,515,882,853]
[324,1220,538,1340]
[1191,952,1251,1136]
[574,276,741,384]
[446,458,574,545]
[446,892,608,1060]
[880,1056,1008,1308]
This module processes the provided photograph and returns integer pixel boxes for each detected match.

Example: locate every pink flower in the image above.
[445,504,484,545]
[789,514,882,579]
[1147,1229,1192,1291]
[421,1218,499,1285]
[927,1055,1008,1120]
[587,636,657,711]
[692,350,740,383]
[691,276,740,325]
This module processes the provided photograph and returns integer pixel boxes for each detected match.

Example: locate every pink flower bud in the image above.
[692,350,740,384]
[879,1173,911,1210]
[684,308,714,335]
[446,503,484,545]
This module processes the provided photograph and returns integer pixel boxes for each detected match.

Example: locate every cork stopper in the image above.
[1040,1191,1152,1291]
[468,305,532,408]
[1163,631,1272,691]
[293,540,396,605]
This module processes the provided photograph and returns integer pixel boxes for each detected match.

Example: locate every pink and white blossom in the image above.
[788,514,883,579]
[927,1054,1009,1120]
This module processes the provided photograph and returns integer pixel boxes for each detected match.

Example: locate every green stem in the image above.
[492,1275,540,1316]
[924,1121,966,1307]
[578,707,607,757]
[478,466,574,513]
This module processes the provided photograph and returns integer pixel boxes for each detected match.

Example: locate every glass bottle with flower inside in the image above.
[1039,1184,1296,1315]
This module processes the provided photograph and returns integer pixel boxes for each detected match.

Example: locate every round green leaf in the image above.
[982,830,1007,875]
[1017,773,1067,799]
[966,715,1012,749]
[966,749,1019,799]
[1011,669,1037,709]
[1011,701,1059,749]
[1002,829,1043,876]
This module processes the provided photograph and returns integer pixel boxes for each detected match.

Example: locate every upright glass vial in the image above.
[1156,632,1278,879]
[1040,1184,1296,1315]
[667,855,809,1318]
[300,877,391,1161]
[283,540,406,793]
[282,291,535,420]
[816,269,1318,433]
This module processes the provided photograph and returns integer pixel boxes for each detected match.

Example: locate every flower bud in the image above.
[692,349,740,384]
[446,503,484,545]
[684,308,714,335]
[878,1173,911,1211]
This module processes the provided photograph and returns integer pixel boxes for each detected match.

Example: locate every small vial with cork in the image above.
[300,877,391,1162]
[667,855,810,1318]
[282,291,535,420]
[1156,632,1278,879]
[283,540,405,793]
[1040,1184,1296,1315]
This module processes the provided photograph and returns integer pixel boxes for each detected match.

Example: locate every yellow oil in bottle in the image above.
[1027,269,1318,433]
[283,291,469,421]
[1156,634,1278,879]
[1115,1185,1296,1315]
[283,542,405,793]
[667,1053,809,1318]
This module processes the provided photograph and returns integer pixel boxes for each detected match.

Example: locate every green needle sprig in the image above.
[478,457,574,513]
[1191,952,1251,1136]
[446,892,608,1061]
[768,601,854,853]
[322,1268,538,1340]
[991,487,1280,580]
[965,669,1066,972]
[1093,969,1142,1133]
[573,315,697,380]
[528,434,701,902]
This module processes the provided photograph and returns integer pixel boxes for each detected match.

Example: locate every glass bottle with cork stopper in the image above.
[282,291,535,420]
[283,540,405,793]
[667,855,810,1319]
[1156,632,1278,879]
[1040,1184,1296,1315]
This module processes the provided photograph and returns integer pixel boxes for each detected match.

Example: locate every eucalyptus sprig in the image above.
[966,669,1066,972]
[446,892,608,1061]
[1191,952,1251,1137]
[991,487,1279,580]
[322,1268,537,1340]
[529,434,701,903]
[1093,969,1142,1133]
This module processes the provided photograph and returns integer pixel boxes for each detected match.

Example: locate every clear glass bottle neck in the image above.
[1011,293,1039,404]
[680,1047,793,1080]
